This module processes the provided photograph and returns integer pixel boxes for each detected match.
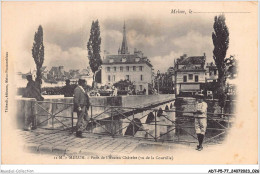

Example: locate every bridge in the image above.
[16,94,234,144]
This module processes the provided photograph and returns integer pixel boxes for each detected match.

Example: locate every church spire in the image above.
[120,21,129,54]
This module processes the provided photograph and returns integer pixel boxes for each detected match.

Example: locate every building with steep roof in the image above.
[174,53,206,95]
[101,23,153,94]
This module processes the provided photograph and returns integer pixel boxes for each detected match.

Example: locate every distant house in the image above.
[154,72,174,94]
[101,22,153,94]
[41,66,49,79]
[174,54,206,95]
[48,66,66,81]
[69,69,80,79]
[80,67,92,76]
[206,62,218,82]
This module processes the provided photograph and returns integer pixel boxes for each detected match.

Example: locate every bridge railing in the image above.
[88,104,234,144]
[31,99,235,144]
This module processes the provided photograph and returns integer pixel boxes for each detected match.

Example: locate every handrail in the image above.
[35,100,235,117]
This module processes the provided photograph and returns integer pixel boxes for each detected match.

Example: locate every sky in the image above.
[3,2,237,74]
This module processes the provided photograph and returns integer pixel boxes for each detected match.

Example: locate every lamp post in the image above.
[157,70,160,94]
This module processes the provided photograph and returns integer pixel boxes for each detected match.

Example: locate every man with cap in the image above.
[73,79,90,138]
[194,93,208,151]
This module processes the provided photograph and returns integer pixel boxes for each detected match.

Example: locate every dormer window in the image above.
[109,59,114,63]
[122,57,127,62]
[135,57,140,62]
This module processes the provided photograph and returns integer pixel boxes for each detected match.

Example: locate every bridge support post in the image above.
[154,110,157,142]
[111,108,114,138]
[71,105,73,133]
[32,100,37,130]
[91,105,93,133]
[51,103,54,129]
[132,109,135,137]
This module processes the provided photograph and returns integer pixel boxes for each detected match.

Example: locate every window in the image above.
[107,67,110,72]
[195,75,198,82]
[133,66,136,71]
[108,75,111,82]
[214,69,217,75]
[126,75,130,80]
[120,66,123,72]
[188,74,193,80]
[140,75,143,81]
[126,66,129,71]
[139,66,143,71]
[122,57,126,62]
[209,72,212,76]
[114,67,116,72]
[139,85,143,91]
[183,76,187,82]
[113,75,115,81]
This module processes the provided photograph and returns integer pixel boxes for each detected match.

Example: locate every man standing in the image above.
[23,75,44,101]
[112,86,118,96]
[194,94,208,151]
[62,79,74,97]
[74,79,90,138]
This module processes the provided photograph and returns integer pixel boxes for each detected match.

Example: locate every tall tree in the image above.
[87,20,102,87]
[212,15,229,108]
[32,25,44,90]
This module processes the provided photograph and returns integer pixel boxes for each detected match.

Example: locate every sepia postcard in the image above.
[1,1,258,166]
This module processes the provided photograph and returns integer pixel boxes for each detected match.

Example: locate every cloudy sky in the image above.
[3,2,238,73]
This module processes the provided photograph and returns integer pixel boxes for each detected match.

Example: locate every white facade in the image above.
[101,63,152,93]
[175,71,206,94]
[206,65,218,82]
[176,71,205,84]
[100,22,153,94]
[174,54,206,95]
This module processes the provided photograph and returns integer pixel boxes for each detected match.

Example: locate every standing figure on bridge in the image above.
[23,75,44,101]
[194,94,208,151]
[112,86,118,96]
[74,79,90,138]
[62,79,74,97]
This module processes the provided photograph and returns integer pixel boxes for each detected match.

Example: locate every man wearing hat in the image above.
[73,79,90,138]
[194,94,208,151]
[23,75,44,101]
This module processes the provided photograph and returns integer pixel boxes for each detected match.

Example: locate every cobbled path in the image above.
[17,129,186,156]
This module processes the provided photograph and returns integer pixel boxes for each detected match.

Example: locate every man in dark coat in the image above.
[62,79,74,97]
[23,75,44,101]
[73,79,90,137]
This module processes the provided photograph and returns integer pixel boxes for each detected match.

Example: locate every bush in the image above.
[117,90,128,95]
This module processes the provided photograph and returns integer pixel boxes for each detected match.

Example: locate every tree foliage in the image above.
[212,15,229,108]
[87,20,102,77]
[32,25,44,89]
